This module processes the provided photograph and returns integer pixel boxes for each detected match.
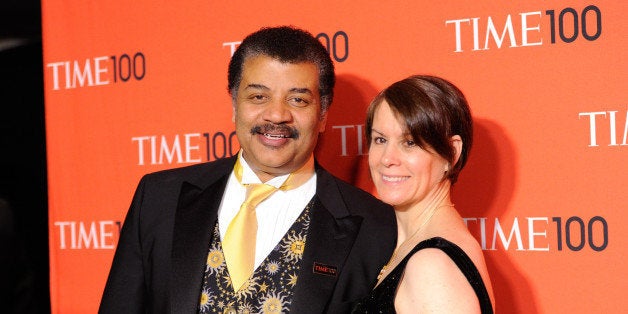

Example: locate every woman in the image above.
[353,75,494,313]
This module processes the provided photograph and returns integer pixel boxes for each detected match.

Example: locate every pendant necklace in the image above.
[376,203,454,284]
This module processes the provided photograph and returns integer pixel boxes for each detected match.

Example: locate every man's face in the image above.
[233,55,328,182]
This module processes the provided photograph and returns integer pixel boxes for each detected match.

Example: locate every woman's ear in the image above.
[451,135,463,165]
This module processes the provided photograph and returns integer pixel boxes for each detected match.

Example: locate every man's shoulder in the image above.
[315,166,392,211]
[140,156,236,185]
[315,166,397,246]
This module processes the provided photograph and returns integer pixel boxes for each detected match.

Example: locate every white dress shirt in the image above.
[217,155,317,268]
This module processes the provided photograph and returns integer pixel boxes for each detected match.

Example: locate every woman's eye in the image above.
[373,137,386,144]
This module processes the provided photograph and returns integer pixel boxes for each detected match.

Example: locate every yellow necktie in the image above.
[222,155,314,291]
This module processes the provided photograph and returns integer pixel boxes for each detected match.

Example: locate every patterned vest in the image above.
[198,201,312,314]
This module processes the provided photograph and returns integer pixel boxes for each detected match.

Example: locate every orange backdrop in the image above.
[42,1,627,313]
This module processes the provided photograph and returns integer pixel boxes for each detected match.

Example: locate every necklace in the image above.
[376,203,454,284]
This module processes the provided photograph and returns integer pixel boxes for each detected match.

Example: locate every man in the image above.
[99,25,396,313]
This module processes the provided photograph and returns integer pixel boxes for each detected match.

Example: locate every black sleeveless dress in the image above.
[352,237,493,313]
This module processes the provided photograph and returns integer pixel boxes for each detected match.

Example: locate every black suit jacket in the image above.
[99,156,396,313]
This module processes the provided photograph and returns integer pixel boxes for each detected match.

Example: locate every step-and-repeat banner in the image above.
[42,1,626,313]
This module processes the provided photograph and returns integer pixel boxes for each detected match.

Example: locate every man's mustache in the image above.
[250,124,300,139]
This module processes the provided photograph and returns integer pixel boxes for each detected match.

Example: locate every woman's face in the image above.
[368,101,450,210]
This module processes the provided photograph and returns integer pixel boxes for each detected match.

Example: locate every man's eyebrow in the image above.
[289,87,313,95]
[244,83,269,90]
[243,85,313,95]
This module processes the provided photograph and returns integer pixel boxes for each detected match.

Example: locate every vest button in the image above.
[223,307,237,314]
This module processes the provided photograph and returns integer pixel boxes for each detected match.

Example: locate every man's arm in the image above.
[99,179,148,313]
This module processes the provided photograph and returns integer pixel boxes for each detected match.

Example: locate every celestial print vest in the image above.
[198,200,313,314]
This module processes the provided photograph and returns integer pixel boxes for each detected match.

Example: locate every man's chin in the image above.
[245,152,294,174]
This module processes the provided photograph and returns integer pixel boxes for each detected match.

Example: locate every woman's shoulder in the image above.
[396,237,485,313]
[409,234,489,286]
[405,236,479,274]
[405,233,494,311]
[422,215,487,268]
[438,231,486,265]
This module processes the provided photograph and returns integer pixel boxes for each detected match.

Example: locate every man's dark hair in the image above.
[227,25,335,112]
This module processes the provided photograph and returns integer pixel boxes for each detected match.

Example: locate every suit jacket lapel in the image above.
[170,158,235,312]
[291,167,363,313]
